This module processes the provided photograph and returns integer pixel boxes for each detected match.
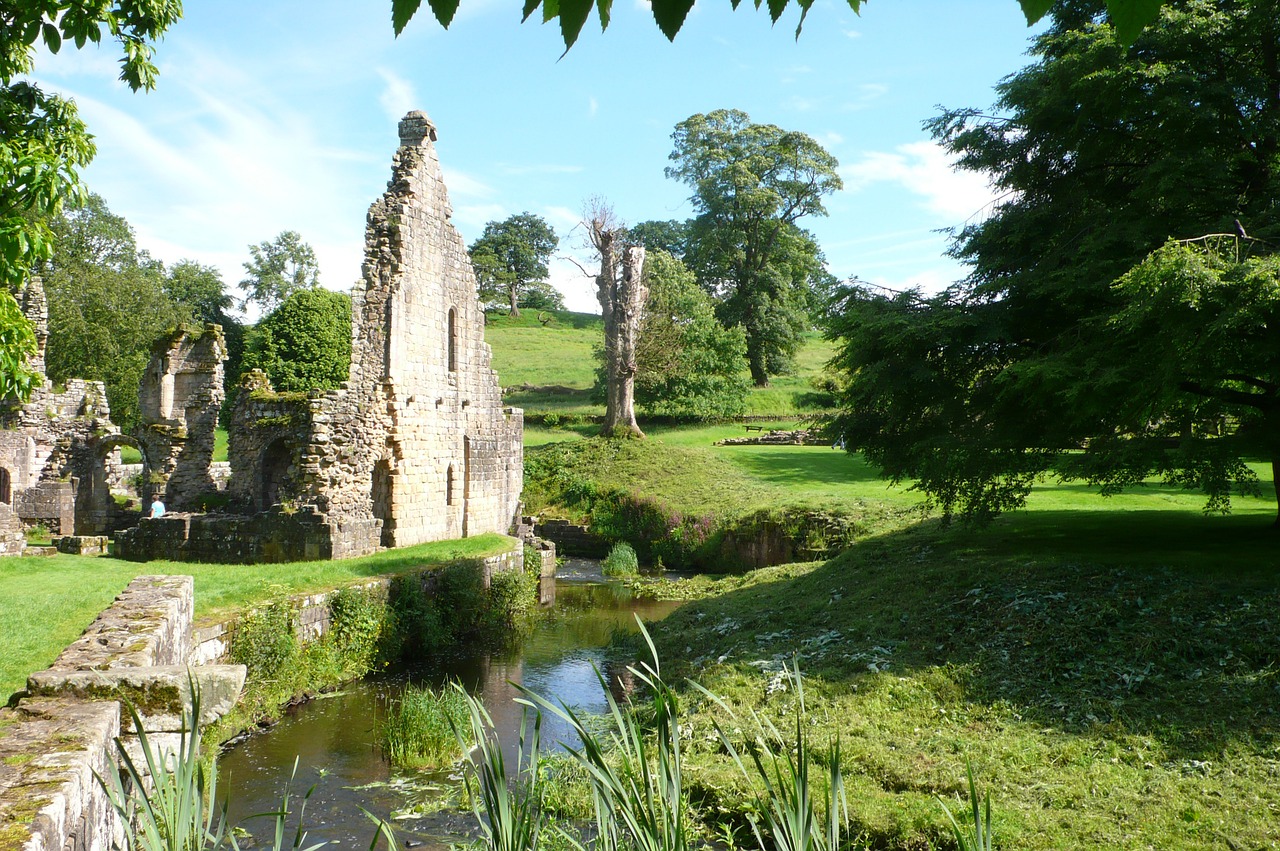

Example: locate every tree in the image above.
[165,259,247,391]
[626,220,691,259]
[239,230,321,313]
[587,201,647,438]
[242,288,352,394]
[668,109,840,386]
[829,0,1280,522]
[468,213,559,318]
[631,251,749,421]
[1,1,180,401]
[41,194,187,430]
[390,0,1166,53]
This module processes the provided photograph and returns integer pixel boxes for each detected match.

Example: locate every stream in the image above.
[217,561,684,849]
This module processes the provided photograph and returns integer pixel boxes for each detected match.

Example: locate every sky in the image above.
[32,0,1042,316]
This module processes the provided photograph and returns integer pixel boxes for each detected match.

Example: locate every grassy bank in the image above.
[0,534,513,703]
[630,510,1280,849]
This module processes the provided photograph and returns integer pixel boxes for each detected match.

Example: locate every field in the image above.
[486,309,835,418]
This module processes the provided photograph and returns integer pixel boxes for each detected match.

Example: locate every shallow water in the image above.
[217,571,683,848]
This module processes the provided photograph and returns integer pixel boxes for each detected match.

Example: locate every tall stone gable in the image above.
[293,110,523,553]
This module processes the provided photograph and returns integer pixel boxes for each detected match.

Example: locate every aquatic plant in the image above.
[938,761,995,851]
[601,542,639,577]
[380,682,472,769]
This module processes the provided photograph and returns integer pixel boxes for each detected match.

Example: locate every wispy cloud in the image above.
[842,82,888,111]
[588,95,599,117]
[495,163,585,176]
[842,140,997,223]
[376,68,417,123]
[442,168,499,198]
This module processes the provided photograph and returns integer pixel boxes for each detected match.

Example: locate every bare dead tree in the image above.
[585,198,647,438]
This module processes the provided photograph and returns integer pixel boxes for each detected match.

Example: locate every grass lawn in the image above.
[0,534,513,703]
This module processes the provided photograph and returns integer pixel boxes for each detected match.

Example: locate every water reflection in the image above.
[217,575,683,848]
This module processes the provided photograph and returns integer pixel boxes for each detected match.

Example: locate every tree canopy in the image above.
[41,194,188,431]
[668,109,840,386]
[390,0,1167,52]
[629,250,749,421]
[1,0,180,400]
[239,230,321,313]
[242,287,352,394]
[468,213,559,318]
[829,0,1280,523]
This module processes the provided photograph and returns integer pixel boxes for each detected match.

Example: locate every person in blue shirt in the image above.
[149,498,165,518]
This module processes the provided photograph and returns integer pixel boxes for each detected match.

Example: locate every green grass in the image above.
[485,310,837,418]
[639,512,1280,849]
[113,427,228,464]
[0,534,514,703]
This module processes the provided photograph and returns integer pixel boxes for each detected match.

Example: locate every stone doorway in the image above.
[372,459,394,548]
[259,439,291,511]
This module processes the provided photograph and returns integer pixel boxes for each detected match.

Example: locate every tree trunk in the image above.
[747,340,770,387]
[1272,452,1280,528]
[595,232,647,438]
[508,285,520,319]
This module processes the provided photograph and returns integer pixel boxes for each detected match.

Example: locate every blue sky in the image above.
[33,0,1041,315]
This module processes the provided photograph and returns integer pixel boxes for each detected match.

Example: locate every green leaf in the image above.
[542,0,559,24]
[1107,0,1164,45]
[42,22,62,54]
[558,0,593,47]
[651,0,696,41]
[1017,0,1053,25]
[767,0,787,24]
[521,0,542,21]
[794,0,815,38]
[391,0,424,35]
[595,0,612,31]
[429,0,461,27]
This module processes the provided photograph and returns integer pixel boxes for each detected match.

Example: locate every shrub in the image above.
[230,597,297,681]
[602,542,639,576]
[327,586,386,677]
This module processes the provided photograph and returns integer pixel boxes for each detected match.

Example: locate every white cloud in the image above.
[842,140,998,223]
[842,28,862,39]
[589,96,599,117]
[442,168,499,198]
[376,68,417,123]
[549,253,599,313]
[453,204,510,238]
[819,131,844,148]
[542,205,583,235]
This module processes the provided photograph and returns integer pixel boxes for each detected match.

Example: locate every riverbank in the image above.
[624,511,1280,849]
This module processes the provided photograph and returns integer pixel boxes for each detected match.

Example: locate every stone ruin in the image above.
[112,109,524,561]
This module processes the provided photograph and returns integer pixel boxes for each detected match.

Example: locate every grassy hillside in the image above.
[484,309,836,418]
[640,514,1280,849]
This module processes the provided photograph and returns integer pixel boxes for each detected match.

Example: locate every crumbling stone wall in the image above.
[290,109,523,552]
[0,276,136,540]
[135,324,227,511]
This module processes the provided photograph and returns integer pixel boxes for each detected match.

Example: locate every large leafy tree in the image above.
[1,0,180,400]
[668,110,840,386]
[390,0,1167,52]
[468,213,559,319]
[629,250,749,421]
[829,0,1280,522]
[239,230,321,313]
[42,194,187,430]
[164,259,246,388]
[242,288,352,394]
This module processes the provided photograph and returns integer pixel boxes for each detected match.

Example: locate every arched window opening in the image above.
[446,464,455,506]
[0,468,10,505]
[447,308,458,372]
[260,439,292,512]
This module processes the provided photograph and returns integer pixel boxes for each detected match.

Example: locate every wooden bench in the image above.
[744,425,764,433]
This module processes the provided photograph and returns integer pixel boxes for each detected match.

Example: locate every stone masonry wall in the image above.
[135,324,227,511]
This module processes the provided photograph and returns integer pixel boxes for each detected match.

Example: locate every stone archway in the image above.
[81,435,148,535]
[258,439,292,512]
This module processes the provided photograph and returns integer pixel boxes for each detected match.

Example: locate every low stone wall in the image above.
[113,507,383,564]
[536,518,611,558]
[0,576,245,851]
[13,481,74,537]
